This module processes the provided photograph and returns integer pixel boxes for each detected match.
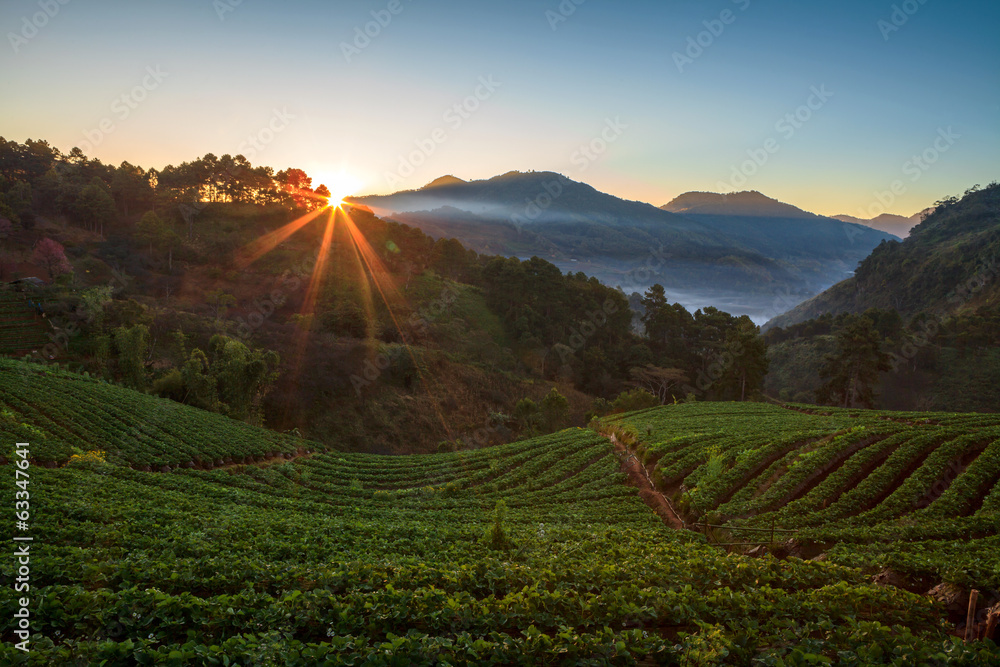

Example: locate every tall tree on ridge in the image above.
[817,316,891,408]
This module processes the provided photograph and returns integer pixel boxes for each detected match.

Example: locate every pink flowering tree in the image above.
[32,237,71,280]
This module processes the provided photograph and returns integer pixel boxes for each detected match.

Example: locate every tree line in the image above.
[0,137,331,239]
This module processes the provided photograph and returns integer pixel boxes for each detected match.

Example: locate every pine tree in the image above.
[817,317,891,408]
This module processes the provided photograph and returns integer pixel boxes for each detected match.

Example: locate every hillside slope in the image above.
[767,183,1000,329]
[0,358,309,467]
[663,190,821,219]
[0,289,48,354]
[2,384,997,662]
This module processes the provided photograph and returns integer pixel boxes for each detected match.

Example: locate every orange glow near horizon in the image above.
[314,171,364,205]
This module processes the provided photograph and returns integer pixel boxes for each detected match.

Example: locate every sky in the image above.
[2,0,998,217]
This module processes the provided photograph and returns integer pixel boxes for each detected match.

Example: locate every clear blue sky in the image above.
[2,0,997,216]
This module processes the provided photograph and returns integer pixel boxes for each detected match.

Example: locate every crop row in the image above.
[5,453,994,665]
[754,430,914,527]
[719,424,902,520]
[0,359,305,466]
[846,431,993,526]
[919,435,1000,518]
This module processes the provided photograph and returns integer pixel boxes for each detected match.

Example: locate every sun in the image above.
[315,171,363,207]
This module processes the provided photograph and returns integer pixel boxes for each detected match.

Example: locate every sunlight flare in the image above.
[234,207,326,270]
[288,207,338,380]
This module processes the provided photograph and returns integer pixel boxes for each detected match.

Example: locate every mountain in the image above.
[350,175,896,321]
[355,171,709,232]
[831,210,928,238]
[766,183,1000,330]
[662,190,817,218]
[659,190,898,264]
[422,175,466,189]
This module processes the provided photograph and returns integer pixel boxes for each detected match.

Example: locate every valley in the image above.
[2,1,998,658]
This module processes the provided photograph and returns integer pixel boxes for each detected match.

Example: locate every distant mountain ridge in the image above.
[349,173,897,321]
[662,190,818,219]
[354,171,707,230]
[422,175,466,189]
[832,210,928,238]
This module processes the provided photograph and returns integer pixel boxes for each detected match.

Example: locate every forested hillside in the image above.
[761,183,1000,412]
[0,138,771,454]
[767,183,1000,329]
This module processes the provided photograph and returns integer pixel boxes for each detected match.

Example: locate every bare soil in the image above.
[608,434,685,530]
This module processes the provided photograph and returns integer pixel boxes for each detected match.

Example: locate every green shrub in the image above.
[612,388,659,413]
[483,499,514,551]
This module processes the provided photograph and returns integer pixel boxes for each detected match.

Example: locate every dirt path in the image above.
[607,434,685,530]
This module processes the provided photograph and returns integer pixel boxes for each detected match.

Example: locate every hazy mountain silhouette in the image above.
[349,173,896,321]
[831,210,929,238]
[660,190,898,267]
[662,190,817,218]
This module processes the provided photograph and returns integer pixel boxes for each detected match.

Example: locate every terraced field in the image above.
[0,291,48,356]
[0,359,304,467]
[603,402,1000,591]
[1,361,998,664]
